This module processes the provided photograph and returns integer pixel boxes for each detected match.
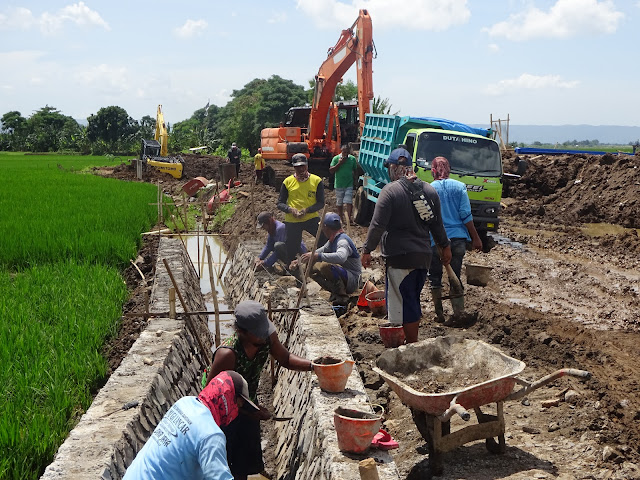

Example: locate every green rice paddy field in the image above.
[0,153,159,480]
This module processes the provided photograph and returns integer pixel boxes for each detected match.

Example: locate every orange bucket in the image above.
[379,323,405,348]
[366,291,386,316]
[333,407,382,454]
[312,357,355,393]
[357,281,378,310]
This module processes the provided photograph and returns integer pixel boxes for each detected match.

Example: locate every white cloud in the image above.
[268,12,288,24]
[296,0,470,30]
[488,43,499,53]
[174,19,208,39]
[75,64,130,96]
[0,2,109,34]
[485,73,580,95]
[485,0,623,41]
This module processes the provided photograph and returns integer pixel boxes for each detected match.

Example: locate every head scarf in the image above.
[431,156,450,180]
[198,371,239,427]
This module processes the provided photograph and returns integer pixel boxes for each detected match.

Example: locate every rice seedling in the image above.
[0,153,160,479]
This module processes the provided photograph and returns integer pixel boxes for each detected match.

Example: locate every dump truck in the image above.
[354,114,505,251]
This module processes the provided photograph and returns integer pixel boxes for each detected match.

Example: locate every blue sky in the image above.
[1,0,638,127]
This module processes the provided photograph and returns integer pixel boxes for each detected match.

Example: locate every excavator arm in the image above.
[155,105,169,157]
[308,9,374,145]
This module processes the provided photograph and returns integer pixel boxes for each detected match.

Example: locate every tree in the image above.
[86,106,139,154]
[23,106,79,152]
[372,96,397,115]
[218,75,307,152]
[138,115,155,140]
[0,111,27,151]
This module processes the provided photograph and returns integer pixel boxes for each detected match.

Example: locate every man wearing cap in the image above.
[255,211,307,272]
[205,300,314,480]
[428,156,483,324]
[123,370,256,480]
[293,212,361,306]
[329,144,358,222]
[277,153,327,266]
[362,147,452,343]
[227,142,241,178]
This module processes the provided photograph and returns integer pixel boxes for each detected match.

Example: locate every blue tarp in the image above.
[514,147,634,156]
[410,117,492,137]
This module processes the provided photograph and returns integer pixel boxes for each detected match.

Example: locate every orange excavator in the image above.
[260,9,374,174]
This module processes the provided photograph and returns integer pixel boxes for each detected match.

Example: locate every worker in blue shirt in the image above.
[428,156,482,325]
[254,211,307,271]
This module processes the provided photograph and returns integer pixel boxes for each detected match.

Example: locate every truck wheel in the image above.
[353,186,373,226]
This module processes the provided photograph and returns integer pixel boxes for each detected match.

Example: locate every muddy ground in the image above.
[98,152,640,479]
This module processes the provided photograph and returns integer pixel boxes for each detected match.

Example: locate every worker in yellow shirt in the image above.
[254,148,266,183]
[276,153,327,266]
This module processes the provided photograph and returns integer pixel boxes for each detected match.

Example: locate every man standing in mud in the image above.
[227,142,241,178]
[361,147,451,343]
[277,153,327,266]
[428,156,482,325]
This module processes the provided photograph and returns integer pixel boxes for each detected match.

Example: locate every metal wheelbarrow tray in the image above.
[372,336,590,475]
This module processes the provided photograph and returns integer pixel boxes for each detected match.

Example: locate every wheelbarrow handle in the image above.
[438,396,471,422]
[506,368,591,402]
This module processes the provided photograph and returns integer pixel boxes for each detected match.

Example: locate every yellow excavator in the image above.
[139,105,183,179]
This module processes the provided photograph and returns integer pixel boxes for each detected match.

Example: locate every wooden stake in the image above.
[206,244,221,348]
[217,255,230,281]
[162,258,212,366]
[358,458,380,480]
[268,298,275,387]
[169,287,176,319]
[279,205,327,366]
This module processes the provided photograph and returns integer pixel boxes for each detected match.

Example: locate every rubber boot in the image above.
[431,288,445,323]
[444,295,465,327]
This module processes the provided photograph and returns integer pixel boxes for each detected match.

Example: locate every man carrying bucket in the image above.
[361,147,451,344]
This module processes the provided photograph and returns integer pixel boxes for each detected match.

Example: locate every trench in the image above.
[40,237,401,480]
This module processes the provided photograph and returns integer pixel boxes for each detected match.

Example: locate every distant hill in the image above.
[475,125,640,146]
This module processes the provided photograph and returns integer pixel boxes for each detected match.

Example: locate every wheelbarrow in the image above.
[372,335,591,475]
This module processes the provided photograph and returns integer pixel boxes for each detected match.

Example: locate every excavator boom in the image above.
[155,105,169,157]
[308,9,374,146]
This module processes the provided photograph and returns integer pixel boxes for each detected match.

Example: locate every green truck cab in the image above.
[354,114,503,251]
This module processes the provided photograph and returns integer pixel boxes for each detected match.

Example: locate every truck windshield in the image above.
[415,131,502,177]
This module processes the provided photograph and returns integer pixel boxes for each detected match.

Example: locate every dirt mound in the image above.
[505,153,640,228]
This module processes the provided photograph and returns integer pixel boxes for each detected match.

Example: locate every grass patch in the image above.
[0,153,160,479]
[0,262,128,479]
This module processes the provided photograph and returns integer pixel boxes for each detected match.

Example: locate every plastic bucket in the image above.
[466,264,493,287]
[219,163,236,185]
[312,356,355,393]
[333,407,382,454]
[379,323,405,348]
[357,281,378,311]
[366,291,386,316]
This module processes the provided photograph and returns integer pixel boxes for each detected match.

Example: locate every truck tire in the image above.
[353,186,373,226]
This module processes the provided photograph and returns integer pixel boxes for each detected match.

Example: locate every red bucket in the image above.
[333,407,382,454]
[366,290,386,316]
[379,323,405,348]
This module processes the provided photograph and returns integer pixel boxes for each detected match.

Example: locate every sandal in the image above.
[371,429,399,450]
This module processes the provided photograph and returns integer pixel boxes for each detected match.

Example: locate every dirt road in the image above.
[99,152,640,479]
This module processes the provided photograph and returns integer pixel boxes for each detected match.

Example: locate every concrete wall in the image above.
[41,238,211,479]
[41,238,400,480]
[225,242,400,480]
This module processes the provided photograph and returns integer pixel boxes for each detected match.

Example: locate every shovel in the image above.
[438,246,463,297]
